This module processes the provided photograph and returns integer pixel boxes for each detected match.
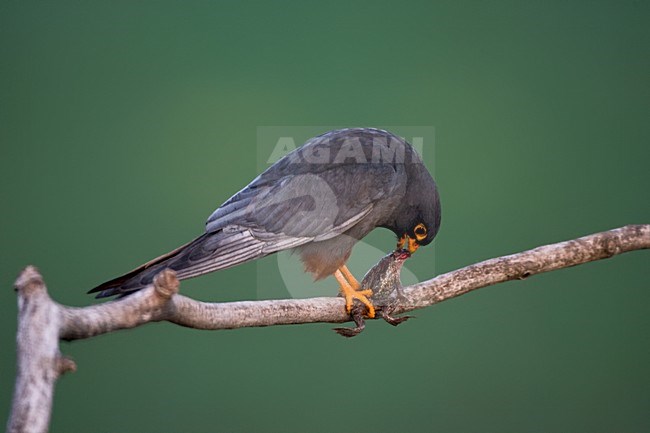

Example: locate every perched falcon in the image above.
[89,128,441,317]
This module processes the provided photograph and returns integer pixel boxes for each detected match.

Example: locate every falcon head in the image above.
[392,161,441,254]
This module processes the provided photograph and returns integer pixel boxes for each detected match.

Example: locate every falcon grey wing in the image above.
[89,153,400,298]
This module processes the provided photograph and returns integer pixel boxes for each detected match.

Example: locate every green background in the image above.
[1,1,648,432]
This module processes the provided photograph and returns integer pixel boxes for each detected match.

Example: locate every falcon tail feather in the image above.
[88,230,267,298]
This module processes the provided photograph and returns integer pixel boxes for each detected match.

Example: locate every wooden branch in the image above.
[7,224,650,433]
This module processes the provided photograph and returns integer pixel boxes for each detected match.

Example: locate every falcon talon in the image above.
[336,269,375,317]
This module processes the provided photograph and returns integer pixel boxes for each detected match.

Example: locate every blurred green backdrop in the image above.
[1,1,648,432]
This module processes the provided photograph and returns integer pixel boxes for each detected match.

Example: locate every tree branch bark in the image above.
[7,224,650,433]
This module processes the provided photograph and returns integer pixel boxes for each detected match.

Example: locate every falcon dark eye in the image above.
[414,223,427,241]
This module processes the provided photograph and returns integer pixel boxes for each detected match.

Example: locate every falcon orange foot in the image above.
[334,265,375,318]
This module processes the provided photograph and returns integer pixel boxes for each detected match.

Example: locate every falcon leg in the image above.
[340,264,361,290]
[334,269,375,318]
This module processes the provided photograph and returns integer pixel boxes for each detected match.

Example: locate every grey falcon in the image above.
[89,128,441,317]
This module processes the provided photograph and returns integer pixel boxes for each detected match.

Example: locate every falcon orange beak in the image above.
[397,234,420,254]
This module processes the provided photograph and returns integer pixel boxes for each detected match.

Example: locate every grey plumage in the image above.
[89,128,441,298]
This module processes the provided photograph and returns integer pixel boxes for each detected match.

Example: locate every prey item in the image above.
[334,249,413,337]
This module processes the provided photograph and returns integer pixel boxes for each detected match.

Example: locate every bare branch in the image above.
[7,224,650,433]
[9,268,63,433]
[60,223,650,335]
[59,271,180,340]
[398,223,650,313]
